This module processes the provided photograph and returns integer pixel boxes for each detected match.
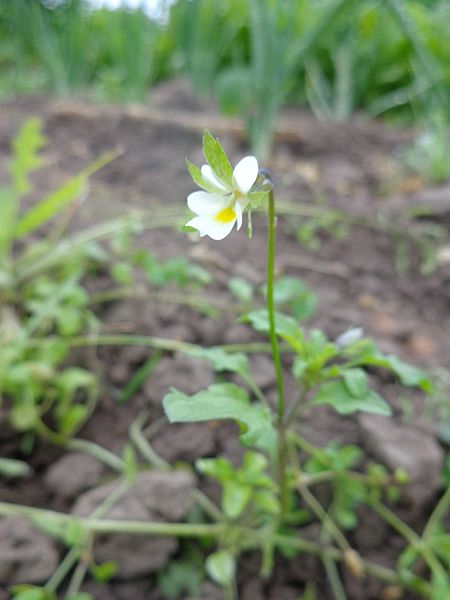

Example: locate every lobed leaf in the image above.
[163,383,276,453]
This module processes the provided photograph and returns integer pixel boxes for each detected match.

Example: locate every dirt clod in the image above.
[0,517,59,585]
[44,451,104,500]
[359,414,444,509]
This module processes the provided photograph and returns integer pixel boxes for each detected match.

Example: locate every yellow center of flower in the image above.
[215,206,236,224]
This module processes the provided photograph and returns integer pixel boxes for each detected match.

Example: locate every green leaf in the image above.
[111,261,134,285]
[206,550,236,587]
[89,561,118,583]
[196,457,234,481]
[9,399,39,431]
[11,587,53,600]
[242,309,303,353]
[186,158,226,195]
[157,557,204,599]
[228,277,254,303]
[58,405,89,437]
[0,185,18,257]
[15,150,117,238]
[382,355,431,391]
[0,457,32,478]
[253,490,280,515]
[222,480,252,519]
[202,131,233,186]
[271,276,318,320]
[9,118,45,196]
[15,175,86,238]
[163,384,276,453]
[311,380,392,416]
[188,347,249,377]
[429,534,450,568]
[344,341,431,392]
[342,368,368,397]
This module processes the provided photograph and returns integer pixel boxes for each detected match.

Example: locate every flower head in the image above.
[185,155,258,240]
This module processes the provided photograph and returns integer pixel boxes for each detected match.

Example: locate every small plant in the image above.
[161,132,448,597]
[0,132,448,600]
[0,118,114,443]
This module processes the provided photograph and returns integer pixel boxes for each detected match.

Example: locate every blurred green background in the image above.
[1,0,449,167]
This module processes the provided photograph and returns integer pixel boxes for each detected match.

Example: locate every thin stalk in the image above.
[44,547,80,594]
[0,501,224,537]
[370,498,446,580]
[322,552,348,600]
[67,438,124,472]
[65,559,88,598]
[297,481,350,553]
[23,333,279,356]
[423,485,450,538]
[266,190,288,515]
[90,287,225,316]
[0,501,430,596]
[129,411,224,522]
[240,372,268,406]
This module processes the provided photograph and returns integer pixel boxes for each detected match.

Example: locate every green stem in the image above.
[44,547,80,594]
[370,498,446,581]
[266,190,288,515]
[322,552,348,600]
[67,438,124,472]
[423,485,450,538]
[65,559,88,598]
[90,287,224,317]
[22,333,280,356]
[0,501,430,596]
[129,411,224,522]
[297,481,350,552]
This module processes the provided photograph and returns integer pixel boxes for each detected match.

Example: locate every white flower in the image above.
[185,156,258,241]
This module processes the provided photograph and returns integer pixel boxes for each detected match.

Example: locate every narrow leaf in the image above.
[202,131,233,185]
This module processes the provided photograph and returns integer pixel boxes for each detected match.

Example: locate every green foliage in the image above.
[89,561,118,583]
[0,119,116,442]
[157,553,205,599]
[311,379,391,416]
[205,550,236,588]
[271,276,318,321]
[304,443,367,528]
[228,277,254,304]
[2,0,450,166]
[242,309,304,353]
[133,250,211,288]
[202,130,233,186]
[163,384,276,454]
[10,586,55,600]
[197,451,279,520]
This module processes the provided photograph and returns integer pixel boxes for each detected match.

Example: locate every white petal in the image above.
[187,191,229,216]
[206,219,237,240]
[185,216,210,236]
[201,165,229,193]
[186,215,236,240]
[235,201,243,230]
[233,156,258,194]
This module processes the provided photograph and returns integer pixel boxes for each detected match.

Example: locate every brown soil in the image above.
[0,80,449,600]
